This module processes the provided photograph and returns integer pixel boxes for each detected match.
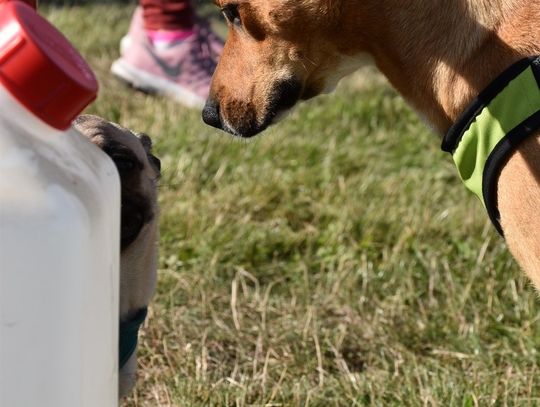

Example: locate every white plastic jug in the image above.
[0,2,120,406]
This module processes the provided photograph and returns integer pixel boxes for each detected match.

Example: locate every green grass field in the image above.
[42,2,540,405]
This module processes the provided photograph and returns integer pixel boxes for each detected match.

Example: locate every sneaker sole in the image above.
[111,59,206,109]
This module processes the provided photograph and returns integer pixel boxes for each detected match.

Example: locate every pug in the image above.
[74,115,160,398]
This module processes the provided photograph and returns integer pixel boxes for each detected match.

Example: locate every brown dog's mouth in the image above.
[203,78,303,138]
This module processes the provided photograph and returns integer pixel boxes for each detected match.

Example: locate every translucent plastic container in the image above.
[0,3,120,406]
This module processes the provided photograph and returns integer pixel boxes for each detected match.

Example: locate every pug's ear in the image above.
[136,133,153,153]
[137,133,161,174]
[148,153,161,175]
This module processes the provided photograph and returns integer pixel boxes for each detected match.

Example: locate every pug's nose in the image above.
[202,100,222,129]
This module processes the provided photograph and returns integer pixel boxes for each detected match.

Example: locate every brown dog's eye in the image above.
[221,5,241,26]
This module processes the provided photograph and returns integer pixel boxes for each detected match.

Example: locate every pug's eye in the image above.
[112,155,136,174]
[221,4,241,26]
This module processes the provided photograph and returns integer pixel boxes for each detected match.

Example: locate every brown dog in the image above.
[74,115,160,397]
[203,1,540,289]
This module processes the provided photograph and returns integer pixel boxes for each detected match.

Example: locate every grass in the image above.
[42,2,540,405]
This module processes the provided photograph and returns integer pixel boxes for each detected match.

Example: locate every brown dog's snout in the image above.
[203,79,303,138]
[202,99,222,130]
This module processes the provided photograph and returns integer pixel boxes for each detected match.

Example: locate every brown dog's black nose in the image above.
[202,100,222,130]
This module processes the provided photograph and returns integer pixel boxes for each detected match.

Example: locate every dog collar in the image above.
[442,56,540,235]
[119,307,148,369]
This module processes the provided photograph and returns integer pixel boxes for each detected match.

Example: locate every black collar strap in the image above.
[442,56,540,235]
[119,307,148,369]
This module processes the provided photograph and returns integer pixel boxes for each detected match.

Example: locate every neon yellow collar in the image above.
[442,56,540,235]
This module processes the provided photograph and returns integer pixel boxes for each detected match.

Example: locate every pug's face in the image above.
[75,115,160,254]
[74,114,160,398]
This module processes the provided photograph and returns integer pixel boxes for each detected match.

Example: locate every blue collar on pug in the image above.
[119,307,148,369]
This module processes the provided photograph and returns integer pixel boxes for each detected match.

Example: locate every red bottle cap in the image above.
[0,2,98,130]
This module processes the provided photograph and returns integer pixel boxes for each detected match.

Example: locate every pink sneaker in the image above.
[111,7,223,108]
